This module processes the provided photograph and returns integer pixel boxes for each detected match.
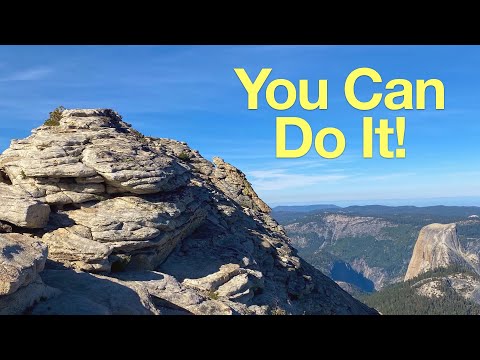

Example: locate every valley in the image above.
[273,204,480,314]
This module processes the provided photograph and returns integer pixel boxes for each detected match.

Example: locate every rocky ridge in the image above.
[414,273,480,302]
[0,109,376,315]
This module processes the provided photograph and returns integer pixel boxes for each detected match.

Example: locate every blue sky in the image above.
[0,45,479,206]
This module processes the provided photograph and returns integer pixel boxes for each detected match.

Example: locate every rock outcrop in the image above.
[0,233,47,295]
[0,108,376,315]
[0,183,50,228]
[405,223,478,281]
[0,233,58,314]
[409,271,480,307]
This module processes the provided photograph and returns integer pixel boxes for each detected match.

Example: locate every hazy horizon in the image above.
[269,196,480,208]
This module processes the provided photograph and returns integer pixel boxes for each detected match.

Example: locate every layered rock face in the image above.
[405,223,478,281]
[0,109,376,315]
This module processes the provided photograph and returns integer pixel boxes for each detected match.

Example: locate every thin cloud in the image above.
[248,169,420,194]
[248,169,348,191]
[351,172,417,182]
[0,67,52,81]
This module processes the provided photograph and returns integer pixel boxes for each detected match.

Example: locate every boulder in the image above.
[0,183,50,228]
[0,233,56,315]
[0,233,47,295]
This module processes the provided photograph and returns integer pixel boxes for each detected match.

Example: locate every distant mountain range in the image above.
[273,204,480,218]
[272,204,340,213]
[272,204,480,314]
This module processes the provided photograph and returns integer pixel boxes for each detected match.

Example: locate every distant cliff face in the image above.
[0,109,376,315]
[282,213,414,291]
[287,214,393,247]
[363,225,480,314]
[405,223,478,281]
[359,222,480,314]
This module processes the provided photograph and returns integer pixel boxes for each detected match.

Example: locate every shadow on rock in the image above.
[2,244,24,259]
[34,269,155,315]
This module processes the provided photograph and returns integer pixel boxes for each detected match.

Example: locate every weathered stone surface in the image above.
[0,276,59,315]
[405,223,477,280]
[42,186,209,272]
[32,269,158,315]
[34,269,236,315]
[183,264,242,292]
[217,270,264,299]
[0,108,189,206]
[0,233,56,315]
[0,183,50,228]
[183,264,263,303]
[115,271,236,315]
[0,233,47,295]
[42,226,112,272]
[0,108,377,315]
[212,157,271,213]
[81,139,189,195]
